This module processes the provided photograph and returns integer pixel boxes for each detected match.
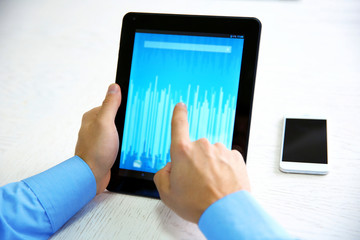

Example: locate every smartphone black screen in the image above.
[282,118,327,164]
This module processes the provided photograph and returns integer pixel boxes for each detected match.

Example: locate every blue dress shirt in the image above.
[199,191,293,240]
[0,156,293,239]
[0,156,96,240]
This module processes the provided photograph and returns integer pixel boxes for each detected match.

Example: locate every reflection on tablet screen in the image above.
[120,31,244,173]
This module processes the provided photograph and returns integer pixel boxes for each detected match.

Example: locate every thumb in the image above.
[154,162,171,195]
[99,84,122,121]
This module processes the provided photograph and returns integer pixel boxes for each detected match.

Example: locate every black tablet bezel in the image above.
[107,12,261,198]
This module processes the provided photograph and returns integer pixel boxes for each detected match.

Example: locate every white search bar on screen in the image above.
[144,41,232,53]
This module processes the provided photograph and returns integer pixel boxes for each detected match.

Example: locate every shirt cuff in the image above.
[198,190,293,240]
[23,156,96,233]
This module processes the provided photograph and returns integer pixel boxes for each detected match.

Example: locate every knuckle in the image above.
[82,111,90,122]
[92,116,107,130]
[171,140,190,156]
[214,142,226,150]
[153,173,164,191]
[81,107,100,123]
[197,138,213,153]
[197,138,211,146]
[177,140,190,153]
[231,149,243,161]
[153,172,160,185]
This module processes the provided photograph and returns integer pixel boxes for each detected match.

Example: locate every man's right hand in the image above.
[154,102,251,224]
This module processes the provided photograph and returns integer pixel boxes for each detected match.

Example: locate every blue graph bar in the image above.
[119,32,244,173]
[121,76,237,173]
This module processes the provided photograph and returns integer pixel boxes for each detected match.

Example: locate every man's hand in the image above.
[75,83,121,195]
[154,102,251,223]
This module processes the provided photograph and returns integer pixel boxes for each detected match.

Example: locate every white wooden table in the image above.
[1,0,359,239]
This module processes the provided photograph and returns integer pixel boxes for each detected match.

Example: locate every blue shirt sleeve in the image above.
[198,190,294,240]
[0,156,96,240]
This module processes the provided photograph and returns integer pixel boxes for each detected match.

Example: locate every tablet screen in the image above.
[119,30,244,173]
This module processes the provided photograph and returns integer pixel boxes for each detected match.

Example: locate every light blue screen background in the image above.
[120,32,244,173]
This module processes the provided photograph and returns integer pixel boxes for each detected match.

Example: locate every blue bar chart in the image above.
[120,76,237,173]
[119,32,244,173]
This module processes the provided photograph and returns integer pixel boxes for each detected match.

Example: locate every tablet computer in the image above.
[107,12,261,198]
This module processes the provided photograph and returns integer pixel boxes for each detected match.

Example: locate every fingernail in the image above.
[107,84,118,94]
[177,102,187,113]
[177,102,186,108]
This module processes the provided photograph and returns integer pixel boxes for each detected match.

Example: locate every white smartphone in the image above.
[279,117,328,175]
